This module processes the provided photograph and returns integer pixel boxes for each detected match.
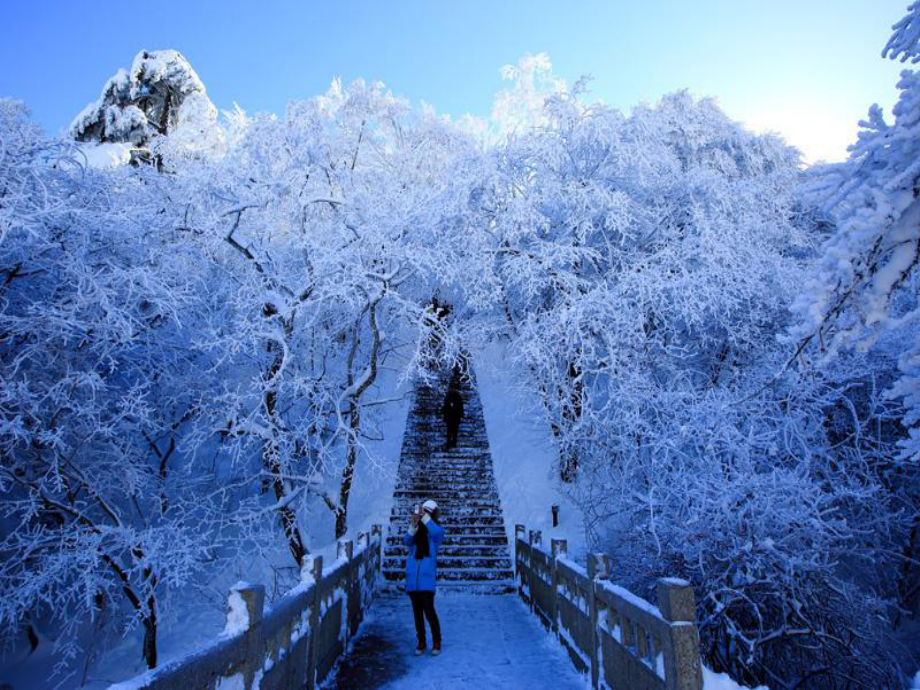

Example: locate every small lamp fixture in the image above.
[551,504,560,528]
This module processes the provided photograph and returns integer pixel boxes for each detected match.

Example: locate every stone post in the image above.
[306,555,323,690]
[514,524,526,587]
[371,524,383,577]
[337,538,354,562]
[338,540,355,642]
[657,578,703,690]
[527,530,542,614]
[550,538,567,633]
[588,553,612,689]
[227,582,265,630]
[225,583,265,689]
[551,538,567,557]
[356,532,369,595]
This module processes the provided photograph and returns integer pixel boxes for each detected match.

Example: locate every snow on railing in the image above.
[514,524,703,690]
[110,524,384,690]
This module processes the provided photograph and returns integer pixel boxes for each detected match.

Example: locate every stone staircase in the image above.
[383,366,515,592]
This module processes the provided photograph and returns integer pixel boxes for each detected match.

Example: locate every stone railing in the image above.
[514,525,703,690]
[112,525,383,690]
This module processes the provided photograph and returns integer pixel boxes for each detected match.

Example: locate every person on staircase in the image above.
[441,377,464,450]
[405,499,444,655]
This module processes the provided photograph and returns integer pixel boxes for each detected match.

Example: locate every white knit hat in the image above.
[422,499,438,513]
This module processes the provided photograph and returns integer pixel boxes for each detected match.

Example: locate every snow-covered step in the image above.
[387,527,508,540]
[400,451,492,459]
[408,418,488,427]
[391,511,504,521]
[398,462,492,470]
[390,495,500,505]
[391,502,502,513]
[397,465,494,475]
[386,534,509,547]
[393,502,505,511]
[383,567,515,582]
[398,456,492,464]
[392,491,498,499]
[395,473,494,482]
[392,487,498,497]
[385,545,511,558]
[391,512,505,523]
[404,450,492,457]
[391,506,503,516]
[398,461,493,469]
[392,488,499,498]
[384,555,513,570]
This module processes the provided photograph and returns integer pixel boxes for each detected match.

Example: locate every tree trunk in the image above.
[266,384,307,567]
[263,316,308,567]
[334,293,382,539]
[142,608,157,669]
[335,400,360,539]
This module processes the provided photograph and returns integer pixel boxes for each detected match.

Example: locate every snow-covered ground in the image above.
[474,343,587,561]
[325,591,589,689]
[703,666,767,690]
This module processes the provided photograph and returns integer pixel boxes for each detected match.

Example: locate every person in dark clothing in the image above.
[405,499,444,655]
[441,386,464,450]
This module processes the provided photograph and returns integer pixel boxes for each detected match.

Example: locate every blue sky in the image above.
[0,0,910,162]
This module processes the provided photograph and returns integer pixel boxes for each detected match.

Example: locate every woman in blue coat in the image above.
[405,498,444,655]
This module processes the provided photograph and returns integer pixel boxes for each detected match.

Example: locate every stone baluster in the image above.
[657,578,703,690]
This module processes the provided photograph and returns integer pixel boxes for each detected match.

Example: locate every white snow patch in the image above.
[215,672,246,690]
[76,142,133,168]
[475,342,587,559]
[223,583,254,636]
[703,665,768,690]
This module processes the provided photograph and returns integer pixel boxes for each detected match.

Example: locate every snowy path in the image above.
[326,592,588,689]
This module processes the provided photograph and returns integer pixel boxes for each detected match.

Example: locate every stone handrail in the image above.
[514,524,703,690]
[112,524,384,690]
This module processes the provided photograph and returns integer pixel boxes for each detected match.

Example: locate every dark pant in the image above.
[408,591,441,645]
[445,418,460,448]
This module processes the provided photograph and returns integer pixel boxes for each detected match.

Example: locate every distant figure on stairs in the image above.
[405,499,444,656]
[441,376,464,450]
